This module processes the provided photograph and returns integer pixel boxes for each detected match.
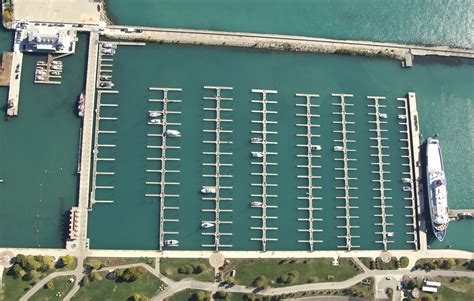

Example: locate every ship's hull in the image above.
[425,137,449,242]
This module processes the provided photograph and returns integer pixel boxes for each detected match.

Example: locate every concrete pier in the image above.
[6,47,23,116]
[406,92,426,251]
[105,26,474,63]
[66,31,99,251]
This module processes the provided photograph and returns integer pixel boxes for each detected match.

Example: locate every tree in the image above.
[87,259,102,270]
[25,256,42,272]
[130,293,150,301]
[45,280,54,289]
[407,279,418,289]
[15,254,28,268]
[81,275,90,286]
[215,291,232,300]
[24,270,41,281]
[400,257,409,268]
[225,276,236,286]
[441,259,452,269]
[467,260,474,271]
[252,275,269,289]
[447,258,456,267]
[59,255,74,267]
[114,268,125,278]
[178,264,194,274]
[420,295,434,301]
[194,263,207,274]
[11,264,26,279]
[194,291,210,301]
[91,271,103,281]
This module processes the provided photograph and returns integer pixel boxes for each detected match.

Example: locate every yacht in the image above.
[425,137,449,241]
[311,145,322,151]
[334,146,344,151]
[149,119,162,125]
[77,92,85,117]
[51,60,62,65]
[201,186,216,194]
[379,113,388,119]
[251,137,263,143]
[251,151,263,158]
[201,222,215,229]
[100,76,112,81]
[398,115,406,120]
[50,71,61,76]
[164,240,179,247]
[165,130,181,137]
[51,65,62,70]
[387,232,394,237]
[35,70,46,75]
[35,75,45,81]
[37,61,46,64]
[402,178,411,184]
[149,111,162,118]
[403,186,412,192]
[250,201,263,208]
[102,43,117,49]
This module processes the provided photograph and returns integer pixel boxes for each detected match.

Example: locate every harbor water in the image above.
[0,0,473,251]
[106,0,474,48]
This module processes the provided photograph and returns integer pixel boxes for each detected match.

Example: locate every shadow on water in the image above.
[414,56,474,67]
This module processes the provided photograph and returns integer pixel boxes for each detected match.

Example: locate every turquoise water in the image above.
[0,32,87,248]
[106,0,474,48]
[87,43,473,251]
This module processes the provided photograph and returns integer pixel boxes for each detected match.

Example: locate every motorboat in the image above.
[387,232,394,237]
[50,71,61,76]
[398,115,406,120]
[379,113,388,119]
[250,201,263,208]
[334,146,344,151]
[102,43,116,49]
[51,60,62,65]
[164,240,179,247]
[100,76,112,81]
[165,130,181,137]
[311,145,322,151]
[403,186,412,192]
[51,65,62,70]
[402,178,411,184]
[35,70,46,75]
[99,82,114,88]
[77,92,85,118]
[251,137,263,143]
[149,119,162,125]
[37,61,46,64]
[251,151,263,158]
[201,186,216,194]
[201,222,215,229]
[149,111,162,118]
[35,75,45,81]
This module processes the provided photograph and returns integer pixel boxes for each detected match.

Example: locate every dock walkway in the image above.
[201,86,234,250]
[6,39,23,116]
[250,89,279,252]
[295,93,323,251]
[146,87,182,250]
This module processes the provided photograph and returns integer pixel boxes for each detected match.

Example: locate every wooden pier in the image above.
[201,86,234,250]
[250,89,279,252]
[332,93,359,251]
[295,93,323,251]
[397,97,419,249]
[367,96,394,250]
[146,87,182,250]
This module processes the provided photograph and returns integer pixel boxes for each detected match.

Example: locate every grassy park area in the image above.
[83,257,155,269]
[1,255,77,301]
[29,276,76,301]
[166,289,246,301]
[224,258,362,288]
[414,258,474,271]
[71,271,164,301]
[160,259,214,282]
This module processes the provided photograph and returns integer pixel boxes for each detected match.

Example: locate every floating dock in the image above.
[250,89,279,252]
[201,86,234,250]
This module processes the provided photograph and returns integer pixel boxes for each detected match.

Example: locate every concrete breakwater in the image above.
[105,26,474,65]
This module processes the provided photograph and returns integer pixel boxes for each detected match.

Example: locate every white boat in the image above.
[37,61,46,64]
[35,75,45,81]
[426,137,449,242]
[51,60,62,65]
[402,178,411,183]
[251,151,263,158]
[379,113,388,119]
[166,130,181,137]
[251,137,263,143]
[398,115,406,120]
[403,186,412,192]
[149,111,162,118]
[164,240,179,247]
[102,43,116,49]
[35,70,46,75]
[334,146,344,151]
[50,71,61,76]
[311,145,322,151]
[149,119,162,125]
[250,201,263,208]
[51,65,62,70]
[387,232,394,237]
[78,92,85,117]
[201,222,215,229]
[201,186,216,194]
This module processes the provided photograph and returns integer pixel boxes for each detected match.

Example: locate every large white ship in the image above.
[425,137,449,241]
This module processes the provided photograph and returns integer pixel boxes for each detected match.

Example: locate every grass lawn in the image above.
[84,257,155,268]
[430,276,474,301]
[71,271,164,301]
[29,276,75,301]
[1,257,77,301]
[160,259,214,282]
[166,289,246,301]
[228,258,362,287]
